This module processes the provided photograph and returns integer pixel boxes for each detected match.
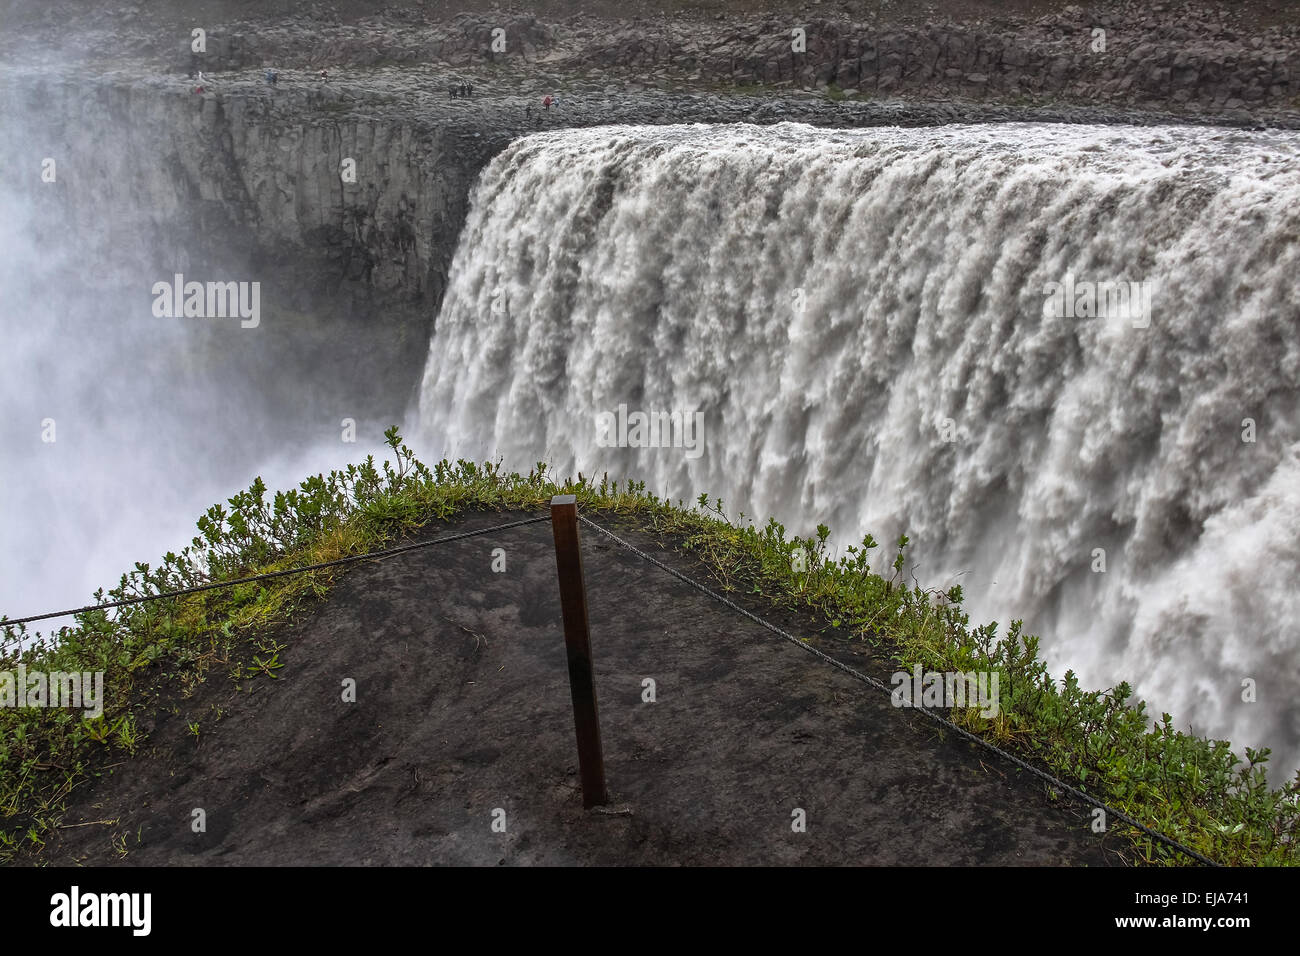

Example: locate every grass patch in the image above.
[3,428,1298,865]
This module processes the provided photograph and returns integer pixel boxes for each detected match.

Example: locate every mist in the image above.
[0,68,389,638]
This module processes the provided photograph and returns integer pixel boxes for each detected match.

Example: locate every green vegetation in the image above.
[685,509,1300,865]
[3,428,1298,865]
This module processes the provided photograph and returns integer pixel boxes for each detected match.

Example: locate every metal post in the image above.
[550,494,609,808]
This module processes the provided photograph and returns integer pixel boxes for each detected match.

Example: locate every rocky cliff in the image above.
[6,2,1297,118]
[1,0,1297,412]
[0,68,510,418]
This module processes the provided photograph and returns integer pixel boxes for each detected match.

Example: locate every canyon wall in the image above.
[155,8,1300,119]
[1,70,507,416]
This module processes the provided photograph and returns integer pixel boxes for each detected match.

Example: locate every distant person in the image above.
[318,69,328,81]
[543,94,552,111]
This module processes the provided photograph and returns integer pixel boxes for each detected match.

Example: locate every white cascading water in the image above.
[413,122,1300,778]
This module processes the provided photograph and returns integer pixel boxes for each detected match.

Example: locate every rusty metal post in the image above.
[550,494,609,808]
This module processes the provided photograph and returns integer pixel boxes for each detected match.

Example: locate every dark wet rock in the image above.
[27,509,1127,866]
[2,2,1298,119]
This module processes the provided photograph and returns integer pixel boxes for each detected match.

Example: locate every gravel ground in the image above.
[29,509,1128,866]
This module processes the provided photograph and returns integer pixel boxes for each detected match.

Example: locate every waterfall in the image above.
[413,122,1300,777]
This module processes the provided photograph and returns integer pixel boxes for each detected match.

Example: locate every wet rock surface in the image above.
[3,1,1299,122]
[29,510,1127,865]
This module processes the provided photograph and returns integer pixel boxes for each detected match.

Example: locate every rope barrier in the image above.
[578,514,1222,868]
[1,502,1221,865]
[0,514,549,638]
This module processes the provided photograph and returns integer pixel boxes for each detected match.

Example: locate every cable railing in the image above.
[0,500,1218,866]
